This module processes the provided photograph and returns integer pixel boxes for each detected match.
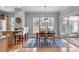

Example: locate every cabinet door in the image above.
[2,32,14,49]
[0,39,8,52]
[6,32,13,48]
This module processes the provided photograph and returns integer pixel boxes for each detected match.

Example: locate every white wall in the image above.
[25,12,60,37]
[7,13,15,30]
[60,6,79,17]
[7,11,26,30]
[15,8,25,28]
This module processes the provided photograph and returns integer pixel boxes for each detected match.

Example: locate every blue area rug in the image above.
[23,38,69,48]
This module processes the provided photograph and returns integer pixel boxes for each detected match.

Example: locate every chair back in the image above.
[26,27,29,34]
[22,27,26,35]
[17,27,29,35]
[22,27,29,35]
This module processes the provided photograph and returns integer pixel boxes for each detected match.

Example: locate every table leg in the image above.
[53,38,56,47]
[36,39,38,47]
[39,38,40,47]
[14,35,16,45]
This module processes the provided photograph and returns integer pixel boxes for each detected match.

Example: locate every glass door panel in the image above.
[68,16,79,49]
[61,19,67,36]
[48,17,54,32]
[61,16,79,51]
[40,18,46,32]
[33,17,54,33]
[33,17,39,33]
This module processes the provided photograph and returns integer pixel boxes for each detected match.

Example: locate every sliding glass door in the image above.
[61,16,79,37]
[47,17,54,32]
[40,18,46,32]
[33,17,54,34]
[33,17,39,34]
[61,19,68,36]
[61,16,79,51]
[68,16,79,38]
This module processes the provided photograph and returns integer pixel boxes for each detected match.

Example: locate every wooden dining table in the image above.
[36,32,55,47]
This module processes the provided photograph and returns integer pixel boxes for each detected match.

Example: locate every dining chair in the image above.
[14,28,22,45]
[36,33,46,47]
[17,27,29,45]
[47,33,55,47]
[25,27,29,41]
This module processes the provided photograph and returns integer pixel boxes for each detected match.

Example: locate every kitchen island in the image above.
[0,36,7,52]
[2,31,16,51]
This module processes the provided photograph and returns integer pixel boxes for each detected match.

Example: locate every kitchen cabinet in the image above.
[0,14,8,31]
[2,31,15,51]
[0,36,8,52]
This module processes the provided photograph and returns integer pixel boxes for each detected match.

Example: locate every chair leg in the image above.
[19,35,20,44]
[44,39,46,47]
[25,34,26,42]
[19,35,24,45]
[16,35,18,45]
[22,35,24,45]
[39,39,40,47]
[17,35,19,44]
[53,38,56,47]
[36,39,38,47]
[14,35,16,45]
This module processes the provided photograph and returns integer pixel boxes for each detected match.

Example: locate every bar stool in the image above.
[14,28,20,45]
[25,27,29,42]
[17,27,29,45]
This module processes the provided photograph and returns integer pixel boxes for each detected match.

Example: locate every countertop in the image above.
[0,36,6,41]
[2,30,21,32]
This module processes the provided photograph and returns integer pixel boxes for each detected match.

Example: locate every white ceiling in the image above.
[0,6,69,12]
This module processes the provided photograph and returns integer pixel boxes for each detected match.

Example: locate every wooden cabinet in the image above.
[0,39,8,52]
[0,14,5,20]
[0,15,8,32]
[0,14,8,30]
[2,31,14,51]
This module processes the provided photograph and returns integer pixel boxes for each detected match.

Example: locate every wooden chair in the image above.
[17,27,29,45]
[14,29,22,45]
[36,33,47,47]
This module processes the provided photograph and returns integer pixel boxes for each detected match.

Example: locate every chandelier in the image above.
[42,6,48,21]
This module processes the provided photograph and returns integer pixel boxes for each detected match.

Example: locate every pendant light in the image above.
[44,6,47,20]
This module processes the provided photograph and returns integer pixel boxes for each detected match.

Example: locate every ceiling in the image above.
[0,6,69,13]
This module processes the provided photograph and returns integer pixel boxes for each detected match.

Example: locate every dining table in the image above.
[36,32,55,47]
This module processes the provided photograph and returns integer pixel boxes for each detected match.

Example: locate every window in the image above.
[61,20,67,34]
[40,18,46,32]
[69,21,78,33]
[33,17,54,34]
[11,17,15,31]
[73,21,78,32]
[33,17,39,33]
[48,17,54,32]
[61,17,79,35]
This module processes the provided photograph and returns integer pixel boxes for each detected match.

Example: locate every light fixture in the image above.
[64,17,68,20]
[43,6,48,20]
